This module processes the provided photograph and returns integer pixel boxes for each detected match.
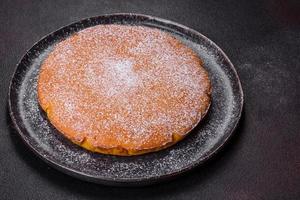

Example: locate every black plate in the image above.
[8,13,243,186]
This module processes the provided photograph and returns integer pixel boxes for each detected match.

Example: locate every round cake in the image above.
[37,24,211,156]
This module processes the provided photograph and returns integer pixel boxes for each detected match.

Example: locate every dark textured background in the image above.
[1,0,299,199]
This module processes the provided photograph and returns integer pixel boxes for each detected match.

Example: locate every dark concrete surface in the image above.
[0,0,299,199]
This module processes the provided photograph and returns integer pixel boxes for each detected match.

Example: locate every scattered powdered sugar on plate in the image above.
[11,18,243,183]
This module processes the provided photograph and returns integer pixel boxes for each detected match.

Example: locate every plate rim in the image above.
[8,13,244,185]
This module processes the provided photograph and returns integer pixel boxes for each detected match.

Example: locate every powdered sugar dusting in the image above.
[38,25,211,150]
[93,58,138,97]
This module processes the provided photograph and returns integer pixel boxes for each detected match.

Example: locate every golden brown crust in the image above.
[37,25,211,156]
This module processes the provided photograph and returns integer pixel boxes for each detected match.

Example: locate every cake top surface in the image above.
[37,24,211,152]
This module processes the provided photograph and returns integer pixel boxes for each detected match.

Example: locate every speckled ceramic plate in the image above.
[8,13,243,186]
